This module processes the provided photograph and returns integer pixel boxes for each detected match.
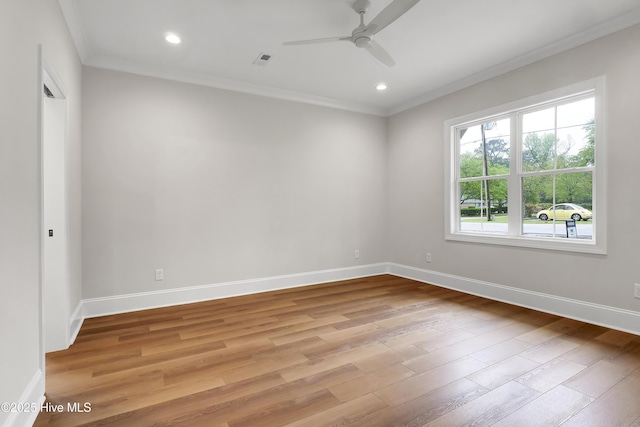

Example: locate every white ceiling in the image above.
[58,0,640,116]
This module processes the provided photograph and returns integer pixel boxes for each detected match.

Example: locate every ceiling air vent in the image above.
[252,52,272,67]
[44,84,55,98]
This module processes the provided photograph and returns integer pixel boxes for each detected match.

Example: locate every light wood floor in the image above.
[35,275,640,426]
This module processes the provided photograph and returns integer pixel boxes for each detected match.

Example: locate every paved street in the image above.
[461,220,593,239]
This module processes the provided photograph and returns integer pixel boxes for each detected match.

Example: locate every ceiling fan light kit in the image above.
[283,0,421,67]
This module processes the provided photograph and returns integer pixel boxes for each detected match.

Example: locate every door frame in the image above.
[38,47,71,368]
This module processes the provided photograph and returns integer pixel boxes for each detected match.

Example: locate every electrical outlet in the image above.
[634,283,640,299]
[155,269,164,281]
[426,252,432,263]
[354,249,360,259]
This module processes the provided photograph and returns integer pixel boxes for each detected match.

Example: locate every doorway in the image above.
[41,60,70,353]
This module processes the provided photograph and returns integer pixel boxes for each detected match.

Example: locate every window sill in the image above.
[445,231,606,255]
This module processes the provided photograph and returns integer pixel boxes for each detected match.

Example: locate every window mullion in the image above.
[508,112,520,236]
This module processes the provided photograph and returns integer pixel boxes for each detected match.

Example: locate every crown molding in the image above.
[58,1,640,118]
[57,0,90,62]
[83,55,388,116]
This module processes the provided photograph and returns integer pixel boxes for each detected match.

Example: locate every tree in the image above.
[556,172,592,205]
[459,133,509,219]
[459,153,482,204]
[522,133,555,171]
[474,138,509,167]
[570,119,595,167]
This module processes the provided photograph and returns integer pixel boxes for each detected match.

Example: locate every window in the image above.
[445,78,606,254]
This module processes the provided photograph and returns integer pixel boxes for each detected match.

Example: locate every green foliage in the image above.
[522,133,555,171]
[461,207,481,216]
[461,206,508,216]
[570,119,595,167]
[459,138,509,211]
[460,152,483,178]
[524,203,552,218]
[555,172,592,204]
[474,138,510,167]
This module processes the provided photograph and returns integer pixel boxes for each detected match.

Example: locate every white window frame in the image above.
[444,77,606,254]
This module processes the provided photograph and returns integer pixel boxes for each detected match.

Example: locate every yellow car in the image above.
[537,203,592,221]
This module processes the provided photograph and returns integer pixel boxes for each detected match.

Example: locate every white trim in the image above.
[83,58,387,117]
[1,370,45,427]
[40,49,73,353]
[82,264,389,318]
[57,0,90,61]
[69,300,84,345]
[388,263,640,336]
[36,44,46,386]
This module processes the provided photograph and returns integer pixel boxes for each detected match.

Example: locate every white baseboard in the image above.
[75,262,640,338]
[69,301,84,346]
[82,263,390,319]
[388,262,640,336]
[2,369,45,427]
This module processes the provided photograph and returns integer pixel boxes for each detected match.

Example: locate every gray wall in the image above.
[0,0,82,424]
[81,67,388,298]
[387,24,640,311]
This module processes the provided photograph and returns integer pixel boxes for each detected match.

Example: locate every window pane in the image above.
[523,107,555,134]
[557,97,594,128]
[522,175,556,237]
[522,172,593,240]
[556,172,592,213]
[523,98,596,172]
[460,179,508,234]
[522,131,556,172]
[483,118,511,175]
[459,124,484,178]
[557,125,593,168]
[459,119,510,178]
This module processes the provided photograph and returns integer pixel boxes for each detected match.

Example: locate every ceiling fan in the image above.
[283,0,421,67]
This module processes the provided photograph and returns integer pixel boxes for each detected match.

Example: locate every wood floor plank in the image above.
[351,344,425,373]
[228,389,342,427]
[357,378,489,427]
[515,357,587,393]
[422,381,539,426]
[519,336,581,364]
[563,359,634,398]
[560,370,640,426]
[467,355,540,390]
[491,385,593,427]
[34,275,640,426]
[470,338,534,365]
[328,363,415,402]
[376,357,487,406]
[280,342,391,382]
[283,393,388,427]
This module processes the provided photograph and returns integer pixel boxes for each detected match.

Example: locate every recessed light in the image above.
[376,83,388,91]
[165,33,181,44]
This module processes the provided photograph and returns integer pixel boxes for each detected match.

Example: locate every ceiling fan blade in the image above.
[283,36,350,46]
[367,0,421,35]
[366,40,395,67]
